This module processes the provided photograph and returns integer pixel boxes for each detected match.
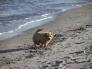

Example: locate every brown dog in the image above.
[32,29,53,48]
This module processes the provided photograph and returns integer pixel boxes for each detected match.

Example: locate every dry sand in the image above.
[0,4,92,69]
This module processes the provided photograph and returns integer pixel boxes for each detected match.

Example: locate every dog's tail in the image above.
[35,29,43,33]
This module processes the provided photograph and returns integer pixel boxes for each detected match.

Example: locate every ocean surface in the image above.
[0,0,92,40]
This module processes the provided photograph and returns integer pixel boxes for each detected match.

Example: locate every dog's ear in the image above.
[36,28,43,33]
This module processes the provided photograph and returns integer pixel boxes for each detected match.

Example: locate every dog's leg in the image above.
[43,43,48,48]
[42,43,48,48]
[39,43,42,48]
[44,40,52,48]
[40,44,44,48]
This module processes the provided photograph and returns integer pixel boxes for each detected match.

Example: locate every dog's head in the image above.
[44,32,53,40]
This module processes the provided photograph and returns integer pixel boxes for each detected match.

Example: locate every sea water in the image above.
[0,0,92,40]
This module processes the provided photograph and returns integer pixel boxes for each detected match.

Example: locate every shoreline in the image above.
[0,3,91,41]
[0,14,55,41]
[0,4,92,69]
[0,3,92,49]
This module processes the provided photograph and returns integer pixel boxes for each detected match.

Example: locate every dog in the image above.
[32,29,53,48]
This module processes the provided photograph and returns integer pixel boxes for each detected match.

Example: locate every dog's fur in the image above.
[32,29,53,48]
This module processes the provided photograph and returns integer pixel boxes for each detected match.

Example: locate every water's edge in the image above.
[0,3,92,41]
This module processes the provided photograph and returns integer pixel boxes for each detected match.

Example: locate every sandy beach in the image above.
[0,4,92,69]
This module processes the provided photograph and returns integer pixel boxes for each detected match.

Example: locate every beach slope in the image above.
[0,4,92,69]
